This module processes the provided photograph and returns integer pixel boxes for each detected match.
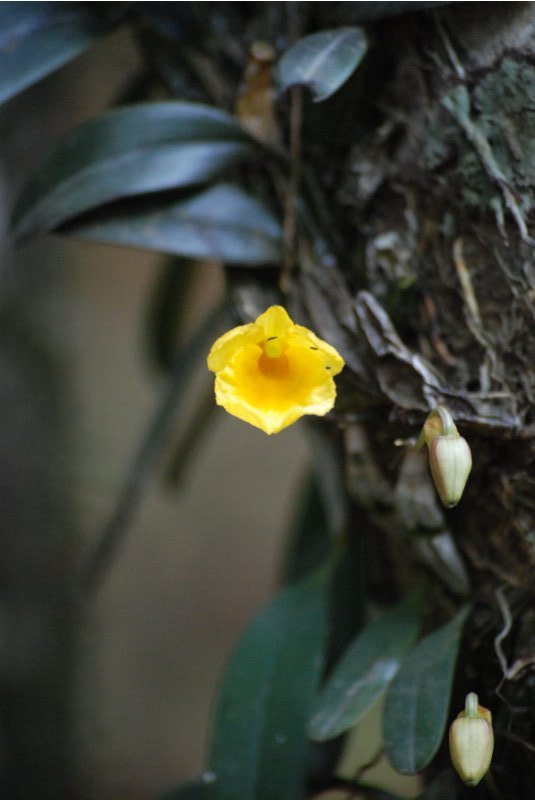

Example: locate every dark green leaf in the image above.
[64,184,282,265]
[326,531,366,671]
[0,3,117,105]
[276,27,367,102]
[309,590,423,742]
[384,606,470,775]
[13,102,255,237]
[305,421,350,542]
[145,257,198,372]
[209,567,330,800]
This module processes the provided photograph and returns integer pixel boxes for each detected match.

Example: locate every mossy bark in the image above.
[289,3,535,795]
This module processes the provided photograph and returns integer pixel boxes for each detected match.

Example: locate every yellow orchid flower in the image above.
[207,305,345,434]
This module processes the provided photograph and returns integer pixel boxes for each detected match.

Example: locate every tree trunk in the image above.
[291,3,535,795]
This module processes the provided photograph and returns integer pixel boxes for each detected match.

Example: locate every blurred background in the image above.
[0,24,310,800]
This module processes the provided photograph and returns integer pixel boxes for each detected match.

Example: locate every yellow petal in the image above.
[207,322,262,373]
[255,305,293,337]
[213,342,338,434]
[255,305,293,358]
[288,324,345,375]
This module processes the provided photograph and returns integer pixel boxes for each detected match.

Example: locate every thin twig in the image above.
[434,13,465,80]
[281,2,303,290]
[501,729,535,755]
[163,381,217,488]
[494,586,535,691]
[281,85,303,289]
[452,237,483,333]
[81,302,230,594]
[494,585,513,676]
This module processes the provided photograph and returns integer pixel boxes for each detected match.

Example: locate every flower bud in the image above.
[449,692,493,787]
[418,405,472,507]
[429,434,472,508]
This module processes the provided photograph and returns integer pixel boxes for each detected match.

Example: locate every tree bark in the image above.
[290,3,535,795]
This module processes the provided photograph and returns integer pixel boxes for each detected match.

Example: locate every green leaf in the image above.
[0,3,117,106]
[209,567,331,800]
[383,606,470,775]
[13,102,255,237]
[63,184,282,265]
[276,27,367,102]
[145,257,199,373]
[326,536,366,671]
[309,590,423,741]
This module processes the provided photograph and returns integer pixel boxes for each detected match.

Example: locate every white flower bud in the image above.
[449,692,493,787]
[429,434,472,508]
[418,405,472,507]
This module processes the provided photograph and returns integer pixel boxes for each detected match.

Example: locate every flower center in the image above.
[258,351,289,379]
[263,335,285,358]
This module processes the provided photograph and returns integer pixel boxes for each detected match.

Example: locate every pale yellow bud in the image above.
[418,405,472,507]
[449,693,493,787]
[429,434,472,508]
